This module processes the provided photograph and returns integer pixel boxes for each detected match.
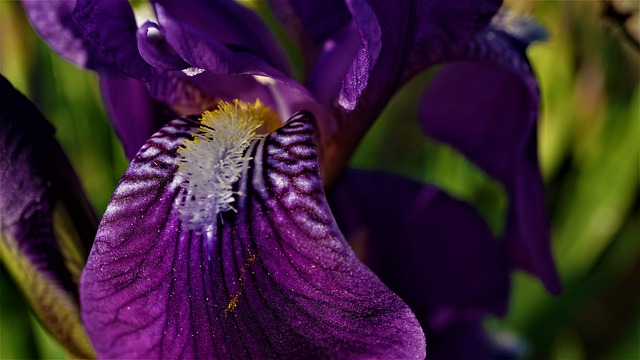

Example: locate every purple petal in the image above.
[306,20,360,108]
[268,0,355,94]
[337,0,382,111]
[274,0,394,114]
[419,16,561,293]
[425,321,493,360]
[329,0,416,148]
[153,3,285,79]
[338,0,495,114]
[81,113,425,358]
[405,0,502,78]
[269,0,352,47]
[98,69,174,159]
[329,169,510,330]
[136,21,190,71]
[152,0,291,75]
[0,75,96,358]
[73,0,151,79]
[21,0,102,69]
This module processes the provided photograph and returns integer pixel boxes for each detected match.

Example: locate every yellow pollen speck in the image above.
[224,250,258,316]
[224,292,240,316]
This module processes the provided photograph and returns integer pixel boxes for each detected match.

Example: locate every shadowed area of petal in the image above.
[21,0,102,69]
[419,17,561,293]
[152,0,291,75]
[73,0,151,79]
[0,75,96,358]
[268,0,352,53]
[153,3,291,83]
[99,69,174,159]
[329,169,509,332]
[268,0,359,107]
[80,113,425,358]
[405,0,502,78]
[136,21,190,71]
[425,321,493,360]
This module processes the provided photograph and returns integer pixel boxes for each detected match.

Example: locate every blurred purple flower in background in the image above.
[0,0,562,358]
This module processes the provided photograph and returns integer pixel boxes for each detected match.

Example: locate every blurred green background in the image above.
[0,1,638,359]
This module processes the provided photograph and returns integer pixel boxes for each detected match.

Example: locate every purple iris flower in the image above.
[0,0,562,358]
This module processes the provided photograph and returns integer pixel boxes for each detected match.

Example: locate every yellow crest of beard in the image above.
[175,99,278,233]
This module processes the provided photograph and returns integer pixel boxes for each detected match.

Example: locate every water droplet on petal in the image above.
[182,67,205,77]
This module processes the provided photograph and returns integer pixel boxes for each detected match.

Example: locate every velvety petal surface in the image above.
[153,3,286,79]
[419,15,561,293]
[269,0,358,106]
[21,0,102,69]
[329,169,510,329]
[339,0,500,113]
[268,0,352,51]
[136,21,190,71]
[73,0,151,79]
[81,113,425,358]
[405,0,502,78]
[0,75,96,358]
[316,0,418,185]
[152,0,291,75]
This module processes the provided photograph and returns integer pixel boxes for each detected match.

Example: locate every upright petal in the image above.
[300,0,502,186]
[73,0,151,79]
[405,0,502,78]
[152,0,291,75]
[21,0,102,69]
[153,3,286,79]
[0,75,96,358]
[81,112,425,358]
[317,0,417,184]
[136,21,190,71]
[268,0,359,107]
[268,0,352,56]
[419,14,561,293]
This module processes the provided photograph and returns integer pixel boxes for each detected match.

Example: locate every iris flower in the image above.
[1,0,560,358]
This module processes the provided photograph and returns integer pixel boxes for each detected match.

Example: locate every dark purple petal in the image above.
[269,0,352,47]
[337,0,382,112]
[136,21,190,71]
[306,20,360,108]
[153,3,285,79]
[0,75,96,358]
[152,0,291,75]
[98,69,174,158]
[316,0,418,185]
[405,0,502,78]
[329,169,510,329]
[425,321,492,360]
[21,0,102,69]
[419,15,561,293]
[73,0,151,80]
[81,113,425,358]
[268,0,355,91]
